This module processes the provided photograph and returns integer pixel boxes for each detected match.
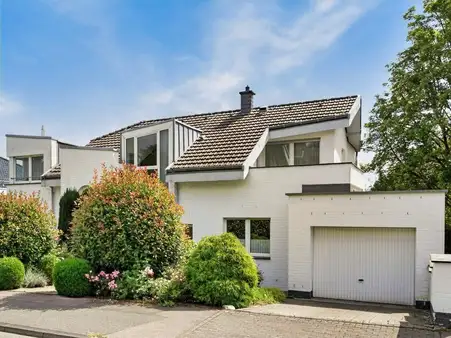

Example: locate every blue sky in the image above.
[1,0,419,168]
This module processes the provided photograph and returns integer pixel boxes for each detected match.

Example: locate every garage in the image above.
[312,227,415,305]
[287,191,446,307]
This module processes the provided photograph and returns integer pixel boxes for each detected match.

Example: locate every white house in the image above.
[5,135,118,216]
[5,86,446,307]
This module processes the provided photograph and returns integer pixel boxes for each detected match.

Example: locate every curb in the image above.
[0,322,85,338]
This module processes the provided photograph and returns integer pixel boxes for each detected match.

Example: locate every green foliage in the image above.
[0,257,25,290]
[0,192,57,265]
[251,287,286,305]
[53,258,92,297]
[363,0,451,225]
[23,267,48,288]
[186,233,259,308]
[58,188,80,242]
[70,165,186,274]
[39,254,60,283]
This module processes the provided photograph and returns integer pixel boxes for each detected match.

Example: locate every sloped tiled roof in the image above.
[87,95,358,172]
[41,164,61,180]
[0,157,8,187]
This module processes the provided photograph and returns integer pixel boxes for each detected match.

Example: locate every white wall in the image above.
[287,192,446,301]
[60,147,119,193]
[52,186,61,218]
[6,136,55,180]
[430,259,451,314]
[334,128,356,163]
[7,183,52,210]
[0,187,7,194]
[178,163,359,290]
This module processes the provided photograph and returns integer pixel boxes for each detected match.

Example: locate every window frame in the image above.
[13,155,44,183]
[264,138,320,167]
[224,218,271,258]
[122,122,173,180]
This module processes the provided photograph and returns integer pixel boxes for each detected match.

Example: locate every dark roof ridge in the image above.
[265,95,359,109]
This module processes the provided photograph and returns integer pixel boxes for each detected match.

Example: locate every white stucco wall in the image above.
[52,186,61,218]
[60,147,119,193]
[430,254,451,314]
[287,192,446,301]
[334,128,356,163]
[6,183,53,210]
[178,163,361,290]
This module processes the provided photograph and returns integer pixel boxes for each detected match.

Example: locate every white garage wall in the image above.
[287,192,446,301]
[178,163,362,290]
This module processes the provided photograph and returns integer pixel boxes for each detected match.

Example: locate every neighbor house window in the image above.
[14,155,43,182]
[124,129,169,181]
[265,140,320,167]
[226,219,270,257]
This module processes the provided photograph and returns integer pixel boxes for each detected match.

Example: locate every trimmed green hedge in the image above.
[0,257,25,290]
[186,233,259,308]
[53,258,91,297]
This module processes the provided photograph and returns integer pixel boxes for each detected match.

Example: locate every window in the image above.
[14,155,43,182]
[265,144,290,167]
[226,219,270,257]
[124,129,169,182]
[264,139,320,167]
[294,141,320,165]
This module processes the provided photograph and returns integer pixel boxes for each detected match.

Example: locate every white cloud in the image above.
[0,94,24,117]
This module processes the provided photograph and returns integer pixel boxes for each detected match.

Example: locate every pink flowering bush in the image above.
[85,270,120,297]
[70,165,187,274]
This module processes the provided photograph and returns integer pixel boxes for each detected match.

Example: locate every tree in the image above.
[58,188,80,242]
[364,0,451,226]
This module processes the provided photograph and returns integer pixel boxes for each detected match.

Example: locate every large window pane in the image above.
[125,138,134,164]
[265,143,290,167]
[138,134,157,166]
[159,129,169,183]
[250,219,270,254]
[294,141,320,165]
[226,219,245,246]
[15,157,29,181]
[31,156,44,180]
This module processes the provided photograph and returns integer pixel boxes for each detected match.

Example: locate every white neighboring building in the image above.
[5,86,446,307]
[5,135,118,217]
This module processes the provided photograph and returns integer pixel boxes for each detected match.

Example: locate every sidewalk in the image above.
[0,288,218,337]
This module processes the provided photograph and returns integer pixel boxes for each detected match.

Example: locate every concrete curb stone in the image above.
[0,322,85,338]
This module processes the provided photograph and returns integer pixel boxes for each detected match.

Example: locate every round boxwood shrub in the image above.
[0,192,57,265]
[39,253,60,284]
[0,257,25,290]
[186,233,259,308]
[70,165,186,274]
[53,258,91,297]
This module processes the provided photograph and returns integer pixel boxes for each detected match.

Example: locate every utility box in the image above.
[429,254,451,328]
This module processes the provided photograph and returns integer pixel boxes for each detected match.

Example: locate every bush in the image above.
[0,257,25,290]
[58,188,80,242]
[186,233,259,308]
[70,165,186,274]
[86,270,120,297]
[251,287,286,305]
[0,192,57,265]
[39,254,60,283]
[53,258,92,297]
[23,267,48,288]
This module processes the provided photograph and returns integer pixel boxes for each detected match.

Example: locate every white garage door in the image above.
[313,227,415,305]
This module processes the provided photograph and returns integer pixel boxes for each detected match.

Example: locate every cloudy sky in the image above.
[1,0,419,177]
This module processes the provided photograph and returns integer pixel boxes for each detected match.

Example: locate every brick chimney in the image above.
[239,85,255,114]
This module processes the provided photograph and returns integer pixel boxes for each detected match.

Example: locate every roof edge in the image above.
[60,144,118,152]
[286,190,448,197]
[167,165,243,174]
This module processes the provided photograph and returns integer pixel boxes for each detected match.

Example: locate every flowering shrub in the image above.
[85,270,120,297]
[70,165,186,274]
[0,192,57,265]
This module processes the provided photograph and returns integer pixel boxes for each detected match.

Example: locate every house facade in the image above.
[4,86,446,307]
[0,156,8,194]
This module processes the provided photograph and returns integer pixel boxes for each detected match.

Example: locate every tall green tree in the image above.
[364,0,451,226]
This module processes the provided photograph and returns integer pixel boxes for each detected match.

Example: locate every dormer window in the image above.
[14,155,44,182]
[122,125,170,182]
[265,140,320,167]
